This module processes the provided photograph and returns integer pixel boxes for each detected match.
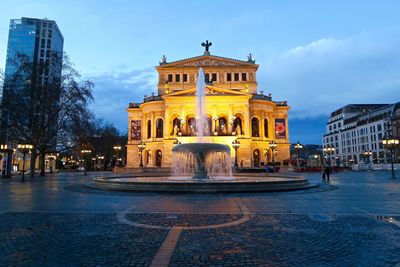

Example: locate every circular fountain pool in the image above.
[90,175,316,193]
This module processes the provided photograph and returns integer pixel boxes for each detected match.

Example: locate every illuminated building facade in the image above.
[126,43,290,168]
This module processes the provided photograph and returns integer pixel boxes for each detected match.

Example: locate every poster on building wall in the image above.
[131,120,141,140]
[275,119,286,139]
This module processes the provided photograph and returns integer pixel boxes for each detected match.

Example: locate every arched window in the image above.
[264,118,269,138]
[233,117,243,135]
[156,118,163,138]
[218,117,227,135]
[171,118,180,135]
[147,120,151,139]
[252,117,259,137]
[187,117,196,136]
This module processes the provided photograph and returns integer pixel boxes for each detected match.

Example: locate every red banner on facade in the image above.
[275,119,286,139]
[131,120,141,140]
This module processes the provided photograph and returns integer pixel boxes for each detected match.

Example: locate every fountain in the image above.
[90,69,315,193]
[172,68,232,180]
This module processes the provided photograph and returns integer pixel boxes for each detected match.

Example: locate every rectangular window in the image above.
[234,73,239,81]
[241,73,247,81]
[227,73,232,82]
[205,73,210,82]
[168,74,173,82]
[212,73,217,82]
[175,74,180,82]
[183,74,188,82]
[377,124,382,131]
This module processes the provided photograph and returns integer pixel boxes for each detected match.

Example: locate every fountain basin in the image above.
[172,143,231,180]
[90,175,317,193]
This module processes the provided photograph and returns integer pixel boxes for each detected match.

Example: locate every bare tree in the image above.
[0,53,93,177]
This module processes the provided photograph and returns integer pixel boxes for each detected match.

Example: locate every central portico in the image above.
[126,42,290,168]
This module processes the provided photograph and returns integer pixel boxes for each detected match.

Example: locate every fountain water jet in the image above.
[172,68,232,180]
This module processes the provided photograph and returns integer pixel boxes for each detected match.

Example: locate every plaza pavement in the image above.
[0,170,400,266]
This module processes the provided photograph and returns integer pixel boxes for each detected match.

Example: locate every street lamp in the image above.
[97,155,104,171]
[138,141,146,168]
[323,145,335,160]
[80,149,92,175]
[113,145,122,169]
[48,154,57,173]
[0,144,13,178]
[294,141,303,169]
[268,140,277,166]
[363,150,373,165]
[382,135,399,178]
[232,139,240,167]
[17,144,33,182]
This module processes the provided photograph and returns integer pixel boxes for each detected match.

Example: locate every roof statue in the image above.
[247,53,255,63]
[201,40,212,55]
[159,55,167,65]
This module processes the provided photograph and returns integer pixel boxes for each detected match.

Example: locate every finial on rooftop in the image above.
[201,40,212,55]
[247,53,255,63]
[159,55,167,65]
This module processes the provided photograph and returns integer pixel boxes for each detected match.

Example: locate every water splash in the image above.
[196,68,206,142]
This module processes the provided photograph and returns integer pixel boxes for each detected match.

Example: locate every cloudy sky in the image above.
[1,0,400,144]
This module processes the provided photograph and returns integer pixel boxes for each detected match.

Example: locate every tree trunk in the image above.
[29,152,37,178]
[39,153,46,176]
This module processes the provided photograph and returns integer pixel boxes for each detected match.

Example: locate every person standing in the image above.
[325,157,332,182]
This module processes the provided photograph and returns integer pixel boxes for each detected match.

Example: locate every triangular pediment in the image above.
[163,85,250,98]
[157,55,258,68]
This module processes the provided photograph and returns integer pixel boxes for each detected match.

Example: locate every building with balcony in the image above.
[126,43,291,168]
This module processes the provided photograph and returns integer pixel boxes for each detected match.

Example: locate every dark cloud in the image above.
[85,67,157,133]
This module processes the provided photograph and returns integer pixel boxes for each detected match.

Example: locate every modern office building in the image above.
[4,17,64,85]
[322,103,400,166]
[0,17,63,176]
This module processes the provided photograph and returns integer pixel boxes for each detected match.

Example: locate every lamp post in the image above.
[0,144,12,178]
[80,149,92,175]
[48,154,57,174]
[17,144,33,182]
[294,141,303,169]
[138,141,146,168]
[268,140,277,166]
[113,145,122,169]
[382,135,399,178]
[232,139,240,167]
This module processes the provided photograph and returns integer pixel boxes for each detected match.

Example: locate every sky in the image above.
[1,0,400,144]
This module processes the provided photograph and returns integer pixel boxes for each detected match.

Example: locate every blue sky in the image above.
[1,0,400,144]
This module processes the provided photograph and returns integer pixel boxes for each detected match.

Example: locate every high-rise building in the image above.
[4,17,64,84]
[0,17,63,177]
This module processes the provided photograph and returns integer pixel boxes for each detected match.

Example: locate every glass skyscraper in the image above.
[4,17,64,84]
[0,18,64,176]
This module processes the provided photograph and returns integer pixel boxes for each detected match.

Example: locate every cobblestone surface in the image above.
[171,214,400,266]
[126,213,242,227]
[0,171,400,266]
[0,212,167,266]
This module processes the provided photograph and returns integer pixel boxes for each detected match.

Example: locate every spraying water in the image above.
[196,68,206,142]
[171,67,232,179]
